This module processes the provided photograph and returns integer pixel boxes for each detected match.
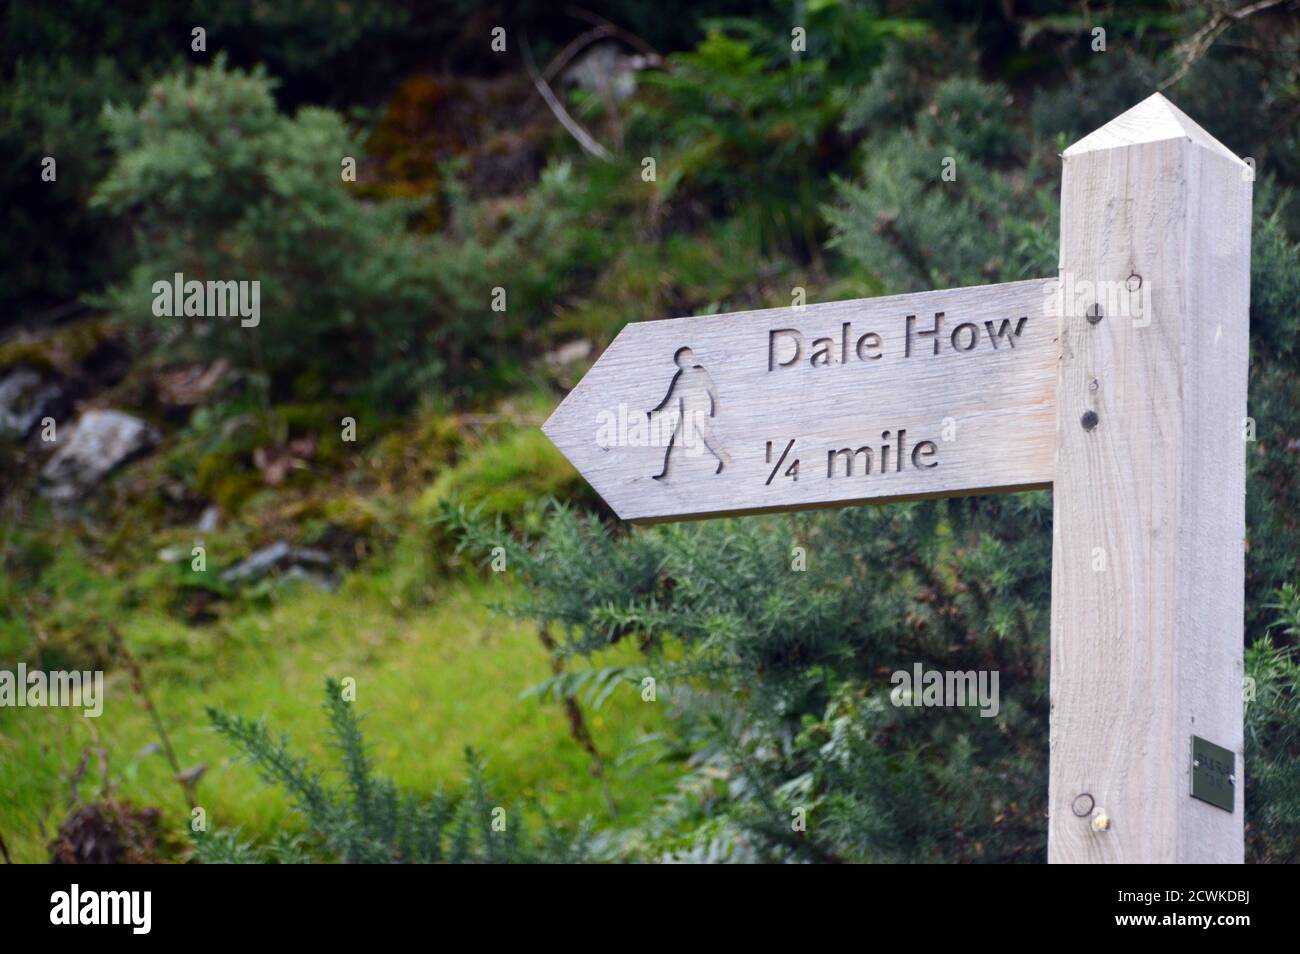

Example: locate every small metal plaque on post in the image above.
[1191,736,1235,813]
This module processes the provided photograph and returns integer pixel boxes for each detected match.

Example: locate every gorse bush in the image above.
[457,504,1300,863]
[827,49,1300,641]
[196,678,590,863]
[90,58,624,406]
[625,12,925,261]
[0,55,137,310]
[92,57,441,405]
[830,73,1058,292]
[427,162,614,394]
[1245,584,1300,862]
[456,498,1053,863]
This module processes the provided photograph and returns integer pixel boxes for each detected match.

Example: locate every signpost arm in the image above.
[1048,94,1252,863]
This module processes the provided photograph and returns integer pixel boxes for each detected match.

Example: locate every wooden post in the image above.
[546,91,1254,865]
[1049,94,1252,863]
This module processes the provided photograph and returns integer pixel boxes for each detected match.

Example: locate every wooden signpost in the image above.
[543,94,1252,864]
[544,278,1059,522]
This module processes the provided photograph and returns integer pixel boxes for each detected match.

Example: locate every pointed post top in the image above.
[1063,92,1247,167]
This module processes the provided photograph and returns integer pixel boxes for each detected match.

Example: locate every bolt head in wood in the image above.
[1080,410,1099,430]
[1086,302,1104,324]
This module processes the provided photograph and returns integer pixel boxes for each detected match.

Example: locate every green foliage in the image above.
[1245,185,1300,637]
[89,57,627,405]
[459,497,1052,862]
[1250,185,1300,364]
[830,74,1057,291]
[626,12,925,261]
[634,29,834,206]
[428,163,614,393]
[1245,585,1300,862]
[196,677,590,863]
[466,502,1300,863]
[420,426,588,536]
[91,57,440,405]
[0,56,138,308]
[0,0,427,314]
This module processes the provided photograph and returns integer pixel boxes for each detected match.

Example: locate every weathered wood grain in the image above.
[544,279,1058,523]
[1048,93,1250,863]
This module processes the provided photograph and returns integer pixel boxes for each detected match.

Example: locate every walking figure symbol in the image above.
[648,346,731,480]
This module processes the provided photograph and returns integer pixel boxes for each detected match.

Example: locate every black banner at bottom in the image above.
[0,862,1278,940]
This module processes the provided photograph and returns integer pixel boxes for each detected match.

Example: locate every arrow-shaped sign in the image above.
[544,277,1059,523]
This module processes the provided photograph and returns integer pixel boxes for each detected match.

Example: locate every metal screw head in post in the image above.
[1086,302,1104,324]
[1080,410,1099,431]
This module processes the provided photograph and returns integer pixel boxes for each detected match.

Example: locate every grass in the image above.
[418,427,588,528]
[0,568,681,863]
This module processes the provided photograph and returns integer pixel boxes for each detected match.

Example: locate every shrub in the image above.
[464,499,1300,863]
[195,678,590,863]
[1245,584,1300,863]
[460,498,1052,863]
[91,57,440,406]
[0,56,139,311]
[829,75,1057,292]
[426,161,613,394]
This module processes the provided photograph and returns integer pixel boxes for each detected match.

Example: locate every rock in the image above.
[40,409,160,501]
[221,540,335,589]
[157,544,188,563]
[279,565,338,593]
[196,505,221,533]
[0,367,62,437]
[544,339,594,368]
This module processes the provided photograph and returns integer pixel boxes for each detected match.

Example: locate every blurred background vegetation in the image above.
[1,0,1298,863]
